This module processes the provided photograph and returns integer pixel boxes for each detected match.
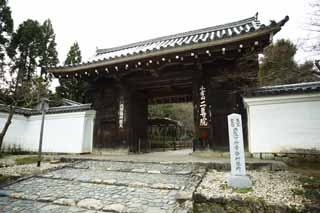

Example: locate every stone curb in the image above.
[59,157,287,172]
[0,195,128,212]
[67,166,194,176]
[0,161,80,189]
[37,175,182,190]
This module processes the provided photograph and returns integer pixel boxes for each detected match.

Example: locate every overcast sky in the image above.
[9,0,314,64]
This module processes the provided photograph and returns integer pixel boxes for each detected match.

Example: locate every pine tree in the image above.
[9,19,43,80]
[0,0,13,66]
[39,19,59,77]
[259,39,318,86]
[56,42,88,103]
[0,0,14,149]
[64,42,81,65]
[0,16,60,148]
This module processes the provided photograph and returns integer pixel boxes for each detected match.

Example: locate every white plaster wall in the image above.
[244,93,320,154]
[0,113,27,147]
[0,110,95,153]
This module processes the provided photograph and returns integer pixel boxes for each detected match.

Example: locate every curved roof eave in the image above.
[48,15,288,74]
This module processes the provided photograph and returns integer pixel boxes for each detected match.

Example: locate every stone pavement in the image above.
[0,149,287,212]
[0,159,205,212]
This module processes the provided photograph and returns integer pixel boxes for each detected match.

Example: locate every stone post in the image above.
[226,113,252,188]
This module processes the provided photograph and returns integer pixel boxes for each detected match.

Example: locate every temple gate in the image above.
[48,14,288,152]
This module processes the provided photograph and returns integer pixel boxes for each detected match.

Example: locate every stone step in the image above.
[68,160,197,175]
[1,177,180,212]
[39,167,201,191]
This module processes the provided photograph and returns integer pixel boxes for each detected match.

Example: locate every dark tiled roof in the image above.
[95,16,261,58]
[48,14,289,73]
[244,81,320,97]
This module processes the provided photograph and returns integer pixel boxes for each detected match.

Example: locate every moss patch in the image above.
[287,161,320,203]
[0,153,8,159]
[15,156,43,165]
[299,176,320,202]
[288,161,320,177]
[233,187,253,194]
[219,183,253,194]
[0,175,11,184]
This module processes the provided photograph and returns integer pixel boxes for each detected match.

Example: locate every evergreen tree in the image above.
[39,19,59,76]
[56,42,88,103]
[64,42,81,65]
[9,19,43,80]
[0,0,14,149]
[259,39,318,86]
[0,0,13,67]
[0,15,60,148]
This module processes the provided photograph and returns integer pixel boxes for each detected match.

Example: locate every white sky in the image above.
[9,0,314,64]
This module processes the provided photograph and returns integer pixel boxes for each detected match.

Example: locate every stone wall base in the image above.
[252,153,320,162]
[193,197,319,213]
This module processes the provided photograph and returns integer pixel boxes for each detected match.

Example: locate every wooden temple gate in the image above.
[48,14,288,152]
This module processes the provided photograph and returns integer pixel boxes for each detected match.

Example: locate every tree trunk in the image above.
[0,105,16,151]
[315,60,320,71]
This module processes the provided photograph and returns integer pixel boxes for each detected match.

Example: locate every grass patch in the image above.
[219,183,253,193]
[232,187,253,194]
[288,161,320,177]
[0,175,11,184]
[0,152,9,159]
[220,183,228,190]
[287,161,320,203]
[15,156,43,165]
[298,176,320,202]
[291,188,304,196]
[244,196,266,205]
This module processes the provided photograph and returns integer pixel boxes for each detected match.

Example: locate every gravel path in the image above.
[0,162,68,177]
[195,169,308,210]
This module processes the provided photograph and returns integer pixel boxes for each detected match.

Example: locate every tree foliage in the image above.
[9,19,43,81]
[0,2,59,148]
[148,103,194,134]
[39,19,59,76]
[56,42,88,103]
[64,42,81,65]
[0,0,13,66]
[259,39,318,86]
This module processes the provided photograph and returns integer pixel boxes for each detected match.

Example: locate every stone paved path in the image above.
[0,160,205,212]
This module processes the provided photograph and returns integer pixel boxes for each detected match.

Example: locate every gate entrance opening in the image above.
[148,103,194,152]
[48,15,288,153]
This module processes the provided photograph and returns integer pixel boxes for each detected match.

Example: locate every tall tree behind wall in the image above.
[0,12,59,149]
[39,19,59,78]
[56,42,88,103]
[0,0,14,149]
[0,0,13,75]
[258,39,318,86]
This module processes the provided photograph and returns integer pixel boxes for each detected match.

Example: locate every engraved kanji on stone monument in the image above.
[228,113,246,175]
[227,113,252,188]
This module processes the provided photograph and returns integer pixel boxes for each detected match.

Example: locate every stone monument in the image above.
[226,113,252,188]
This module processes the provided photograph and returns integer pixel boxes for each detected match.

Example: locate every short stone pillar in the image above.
[226,113,252,188]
